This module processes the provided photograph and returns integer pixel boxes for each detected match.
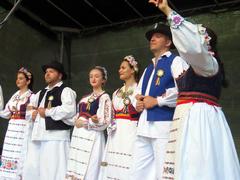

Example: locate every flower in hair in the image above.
[124,55,139,72]
[18,67,32,79]
[197,24,214,55]
[95,66,108,80]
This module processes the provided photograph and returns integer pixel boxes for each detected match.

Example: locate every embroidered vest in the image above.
[11,93,32,120]
[38,84,72,130]
[78,93,105,119]
[141,54,176,121]
[176,66,222,99]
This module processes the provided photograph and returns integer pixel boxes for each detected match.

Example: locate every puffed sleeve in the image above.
[25,92,39,121]
[167,11,219,77]
[0,100,11,119]
[0,92,18,119]
[106,91,118,134]
[132,68,146,109]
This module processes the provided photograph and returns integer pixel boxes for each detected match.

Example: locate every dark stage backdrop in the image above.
[0,7,59,153]
[0,8,239,157]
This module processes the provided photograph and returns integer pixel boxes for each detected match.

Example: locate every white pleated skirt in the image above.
[0,119,31,180]
[99,119,138,180]
[66,127,105,180]
[163,102,240,180]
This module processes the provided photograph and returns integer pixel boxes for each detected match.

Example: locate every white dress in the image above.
[66,92,112,180]
[0,90,32,180]
[162,11,240,180]
[99,84,139,180]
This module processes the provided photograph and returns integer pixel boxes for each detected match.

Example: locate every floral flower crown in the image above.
[95,66,108,80]
[124,55,139,72]
[197,24,215,56]
[18,67,32,79]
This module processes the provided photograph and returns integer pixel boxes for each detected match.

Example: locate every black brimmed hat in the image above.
[145,23,175,49]
[42,61,67,80]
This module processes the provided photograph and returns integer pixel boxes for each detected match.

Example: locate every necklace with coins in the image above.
[117,85,134,113]
[11,91,29,118]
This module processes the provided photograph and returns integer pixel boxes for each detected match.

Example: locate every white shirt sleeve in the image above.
[156,87,177,107]
[157,56,189,107]
[167,11,219,77]
[0,86,3,110]
[132,69,146,109]
[134,65,179,108]
[25,92,39,121]
[45,87,77,124]
[87,94,112,131]
[0,99,11,119]
[111,90,117,118]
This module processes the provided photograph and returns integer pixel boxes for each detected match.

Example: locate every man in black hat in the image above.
[23,61,76,180]
[130,15,188,180]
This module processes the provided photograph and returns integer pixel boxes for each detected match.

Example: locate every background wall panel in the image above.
[0,9,239,157]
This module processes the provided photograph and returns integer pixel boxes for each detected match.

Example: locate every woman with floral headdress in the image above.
[0,67,34,180]
[98,55,140,180]
[66,66,112,180]
[147,0,240,179]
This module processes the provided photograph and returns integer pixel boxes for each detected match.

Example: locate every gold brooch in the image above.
[47,96,54,109]
[86,96,95,111]
[123,97,131,106]
[48,96,54,101]
[155,69,164,86]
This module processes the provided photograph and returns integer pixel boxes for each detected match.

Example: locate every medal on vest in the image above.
[155,69,164,86]
[87,96,95,111]
[47,96,54,109]
[123,97,131,113]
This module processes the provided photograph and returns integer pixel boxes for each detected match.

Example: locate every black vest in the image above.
[176,66,222,99]
[38,84,72,130]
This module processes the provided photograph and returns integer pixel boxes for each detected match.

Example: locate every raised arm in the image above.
[149,0,219,77]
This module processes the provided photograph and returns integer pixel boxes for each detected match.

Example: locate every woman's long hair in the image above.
[206,27,229,88]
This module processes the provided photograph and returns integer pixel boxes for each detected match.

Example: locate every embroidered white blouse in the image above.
[74,92,112,131]
[0,89,32,119]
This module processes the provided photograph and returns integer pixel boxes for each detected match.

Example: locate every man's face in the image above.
[45,68,62,84]
[149,33,171,53]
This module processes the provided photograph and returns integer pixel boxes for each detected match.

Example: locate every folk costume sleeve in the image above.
[88,94,112,131]
[167,11,219,76]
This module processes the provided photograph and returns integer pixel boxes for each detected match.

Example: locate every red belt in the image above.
[114,114,138,121]
[10,115,26,120]
[177,92,220,107]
